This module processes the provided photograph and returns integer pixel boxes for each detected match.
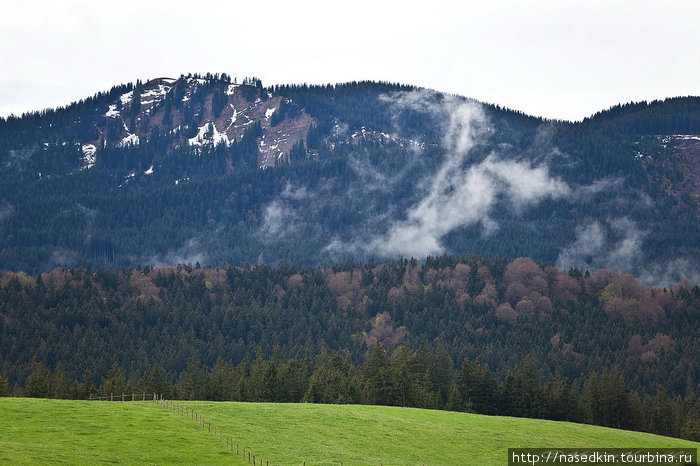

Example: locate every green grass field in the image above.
[0,398,697,465]
[0,398,245,465]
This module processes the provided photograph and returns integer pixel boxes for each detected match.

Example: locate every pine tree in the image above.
[204,357,234,401]
[583,371,602,425]
[25,361,51,398]
[0,372,10,397]
[457,358,501,415]
[362,343,392,405]
[390,346,417,407]
[144,365,168,397]
[180,357,203,400]
[504,355,545,418]
[100,363,131,397]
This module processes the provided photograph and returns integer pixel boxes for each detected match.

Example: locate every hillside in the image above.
[2,257,700,442]
[0,76,699,284]
[0,398,240,464]
[1,399,697,465]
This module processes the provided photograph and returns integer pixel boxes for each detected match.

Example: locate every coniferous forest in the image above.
[1,257,699,440]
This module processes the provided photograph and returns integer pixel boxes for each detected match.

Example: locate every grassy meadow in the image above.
[184,402,700,465]
[0,398,244,465]
[0,398,697,465]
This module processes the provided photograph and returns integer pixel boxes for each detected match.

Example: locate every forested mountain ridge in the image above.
[0,75,699,284]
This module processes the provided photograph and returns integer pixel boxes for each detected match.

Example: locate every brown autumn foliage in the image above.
[549,269,582,303]
[365,312,407,352]
[503,257,549,305]
[600,273,667,325]
[628,333,676,362]
[324,269,364,309]
[495,303,517,322]
[129,270,161,303]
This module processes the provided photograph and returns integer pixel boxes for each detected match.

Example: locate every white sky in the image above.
[1,0,699,121]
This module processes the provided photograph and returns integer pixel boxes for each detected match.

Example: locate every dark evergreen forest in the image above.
[1,257,698,440]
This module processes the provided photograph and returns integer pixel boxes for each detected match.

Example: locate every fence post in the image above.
[121,393,124,402]
[111,393,113,401]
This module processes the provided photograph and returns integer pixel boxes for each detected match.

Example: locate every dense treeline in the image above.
[5,345,699,441]
[1,257,698,400]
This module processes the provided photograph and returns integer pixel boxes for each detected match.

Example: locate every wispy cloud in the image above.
[556,218,646,275]
[258,182,311,241]
[150,237,208,267]
[328,91,569,258]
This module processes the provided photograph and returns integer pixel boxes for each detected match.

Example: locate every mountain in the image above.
[1,74,699,285]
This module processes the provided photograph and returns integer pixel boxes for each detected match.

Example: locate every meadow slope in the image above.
[2,398,696,465]
[0,398,244,465]
[184,402,700,465]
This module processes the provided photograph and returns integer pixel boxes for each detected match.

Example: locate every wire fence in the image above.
[90,393,274,465]
[156,397,273,466]
[89,395,398,465]
[89,393,158,402]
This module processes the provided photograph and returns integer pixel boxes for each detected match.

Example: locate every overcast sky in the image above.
[1,0,698,121]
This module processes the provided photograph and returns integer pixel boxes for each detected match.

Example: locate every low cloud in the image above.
[358,154,569,258]
[258,182,310,241]
[151,237,208,267]
[637,258,700,288]
[556,218,646,274]
[557,218,700,287]
[329,92,569,258]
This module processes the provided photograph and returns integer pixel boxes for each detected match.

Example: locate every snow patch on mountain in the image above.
[120,91,133,105]
[106,105,120,118]
[81,144,96,170]
[674,135,700,141]
[226,106,238,130]
[188,122,230,147]
[139,84,171,105]
[118,134,140,147]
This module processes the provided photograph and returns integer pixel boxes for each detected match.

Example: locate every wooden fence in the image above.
[156,398,273,466]
[89,393,158,402]
[89,394,387,465]
[90,393,274,465]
